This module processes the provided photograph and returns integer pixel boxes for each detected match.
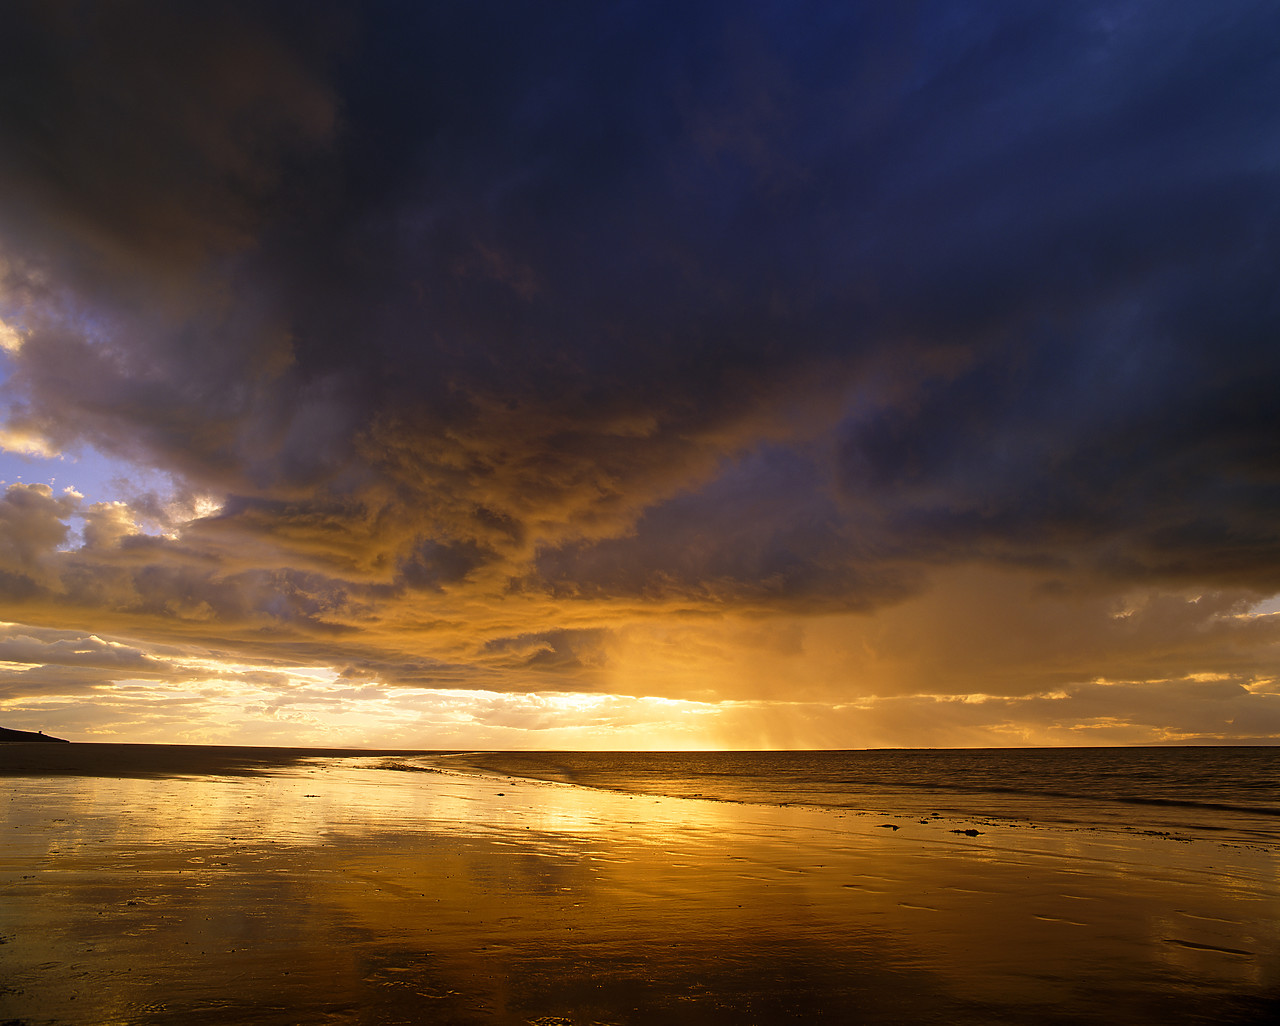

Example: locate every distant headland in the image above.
[0,726,70,743]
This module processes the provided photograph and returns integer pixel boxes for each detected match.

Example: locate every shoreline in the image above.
[426,748,1280,858]
[0,740,452,777]
[2,747,1278,1023]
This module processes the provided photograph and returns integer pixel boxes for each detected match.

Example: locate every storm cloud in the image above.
[0,1,1277,745]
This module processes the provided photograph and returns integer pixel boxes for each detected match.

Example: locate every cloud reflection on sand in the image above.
[2,754,1278,1024]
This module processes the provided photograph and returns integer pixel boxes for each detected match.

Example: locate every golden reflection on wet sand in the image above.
[1,748,1278,1024]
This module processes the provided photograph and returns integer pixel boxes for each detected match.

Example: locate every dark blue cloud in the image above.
[1,0,1278,619]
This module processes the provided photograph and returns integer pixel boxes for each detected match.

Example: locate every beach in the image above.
[2,745,1278,1024]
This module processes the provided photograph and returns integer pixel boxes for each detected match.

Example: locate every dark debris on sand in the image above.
[375,760,444,773]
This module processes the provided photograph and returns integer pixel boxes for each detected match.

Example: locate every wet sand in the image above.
[2,745,1278,1024]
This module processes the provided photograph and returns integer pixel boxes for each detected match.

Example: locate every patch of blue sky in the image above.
[0,350,174,544]
[0,443,170,506]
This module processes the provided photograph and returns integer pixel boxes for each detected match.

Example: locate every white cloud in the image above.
[0,317,24,354]
[0,426,59,458]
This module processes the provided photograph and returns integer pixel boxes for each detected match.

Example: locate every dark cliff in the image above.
[0,726,70,743]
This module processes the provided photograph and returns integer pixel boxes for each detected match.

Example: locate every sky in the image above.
[0,1,1278,750]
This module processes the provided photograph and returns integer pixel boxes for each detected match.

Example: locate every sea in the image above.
[429,746,1280,851]
[3,741,1277,851]
[3,741,1279,1024]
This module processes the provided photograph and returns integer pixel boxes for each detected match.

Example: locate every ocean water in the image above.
[3,742,1279,1023]
[432,746,1280,850]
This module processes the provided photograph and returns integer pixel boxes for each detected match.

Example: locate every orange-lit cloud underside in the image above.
[1,509,1276,748]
